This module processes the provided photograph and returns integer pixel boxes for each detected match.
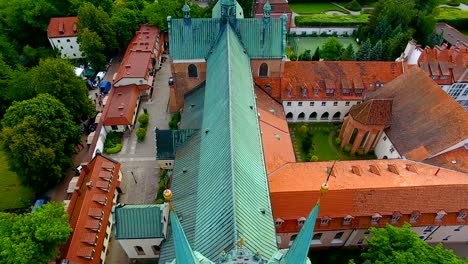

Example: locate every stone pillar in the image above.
[364,131,378,153]
[341,122,354,148]
[339,117,349,138]
[351,129,365,154]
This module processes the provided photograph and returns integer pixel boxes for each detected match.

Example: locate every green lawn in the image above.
[435,7,468,20]
[295,14,369,27]
[289,123,375,162]
[0,151,34,211]
[289,3,349,14]
[289,37,359,56]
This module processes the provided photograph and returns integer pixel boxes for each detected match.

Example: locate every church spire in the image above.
[164,190,198,264]
[280,183,329,264]
[182,2,191,25]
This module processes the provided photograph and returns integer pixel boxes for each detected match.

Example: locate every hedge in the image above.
[436,7,468,30]
[104,144,122,154]
[138,113,149,128]
[295,14,369,27]
[345,0,362,11]
[136,127,147,142]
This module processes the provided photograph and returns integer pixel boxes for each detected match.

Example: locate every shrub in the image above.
[335,137,342,145]
[447,0,461,6]
[289,54,298,60]
[159,180,166,189]
[143,108,148,114]
[345,0,362,11]
[343,32,349,37]
[332,31,338,37]
[138,113,149,128]
[301,31,307,36]
[169,112,181,129]
[320,32,329,37]
[155,199,165,204]
[356,149,365,156]
[104,131,123,149]
[104,144,122,154]
[311,32,318,37]
[310,155,319,162]
[136,127,147,142]
[299,125,308,136]
[343,145,352,153]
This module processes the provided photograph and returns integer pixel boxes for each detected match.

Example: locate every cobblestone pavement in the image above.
[104,54,172,264]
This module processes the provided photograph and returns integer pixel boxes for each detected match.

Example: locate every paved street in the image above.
[104,54,172,264]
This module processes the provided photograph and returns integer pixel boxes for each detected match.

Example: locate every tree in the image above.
[312,47,320,61]
[363,224,467,264]
[341,44,355,61]
[30,58,94,121]
[299,49,312,61]
[77,3,117,56]
[111,8,141,48]
[78,28,107,71]
[144,0,184,31]
[356,38,372,61]
[0,202,72,264]
[370,39,383,60]
[321,37,344,61]
[1,94,82,192]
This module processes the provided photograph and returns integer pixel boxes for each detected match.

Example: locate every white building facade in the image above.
[282,100,360,122]
[47,17,83,59]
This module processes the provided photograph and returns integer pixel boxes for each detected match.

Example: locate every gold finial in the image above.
[237,237,245,248]
[163,189,173,210]
[317,183,329,205]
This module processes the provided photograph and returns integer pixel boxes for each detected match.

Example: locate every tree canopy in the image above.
[1,94,82,192]
[362,223,467,264]
[320,37,345,61]
[0,202,72,264]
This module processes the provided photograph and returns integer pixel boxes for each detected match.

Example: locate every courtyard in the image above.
[289,122,376,162]
[289,37,359,56]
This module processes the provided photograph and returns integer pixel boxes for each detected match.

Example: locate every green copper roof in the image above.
[113,204,165,239]
[168,17,285,60]
[170,211,198,264]
[280,203,320,264]
[180,84,205,129]
[155,129,199,160]
[212,0,244,19]
[193,24,277,260]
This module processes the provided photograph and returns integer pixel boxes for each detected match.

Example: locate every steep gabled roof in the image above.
[48,17,78,38]
[367,67,468,161]
[349,99,393,126]
[103,85,139,126]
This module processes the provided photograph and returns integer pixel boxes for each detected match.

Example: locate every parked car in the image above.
[75,165,83,176]
[168,77,174,85]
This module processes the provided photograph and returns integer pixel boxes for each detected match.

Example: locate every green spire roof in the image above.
[170,211,198,264]
[280,203,321,264]
[264,0,272,12]
[182,3,190,12]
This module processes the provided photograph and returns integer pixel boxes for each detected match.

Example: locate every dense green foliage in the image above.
[136,127,147,142]
[1,94,81,192]
[138,113,150,128]
[104,131,123,151]
[0,202,72,263]
[288,3,350,14]
[295,14,369,27]
[436,7,468,30]
[169,112,181,130]
[362,224,467,264]
[320,37,344,60]
[345,0,362,11]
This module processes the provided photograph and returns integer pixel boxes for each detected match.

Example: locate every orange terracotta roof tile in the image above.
[255,78,282,101]
[281,61,404,101]
[103,85,140,126]
[436,23,467,48]
[424,147,468,173]
[48,17,78,38]
[349,99,392,126]
[269,159,468,219]
[114,25,159,84]
[63,154,121,264]
[367,67,468,161]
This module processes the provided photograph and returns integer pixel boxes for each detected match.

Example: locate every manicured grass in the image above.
[104,131,123,154]
[289,37,359,56]
[0,151,34,211]
[289,123,375,162]
[289,3,349,14]
[295,14,369,27]
[435,7,468,29]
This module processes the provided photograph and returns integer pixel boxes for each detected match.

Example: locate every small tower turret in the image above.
[182,3,191,25]
[263,0,271,18]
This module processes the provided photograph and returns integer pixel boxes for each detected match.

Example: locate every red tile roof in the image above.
[424,147,468,174]
[103,85,140,126]
[63,154,121,263]
[114,25,159,85]
[349,99,393,126]
[281,61,404,101]
[367,67,468,161]
[436,23,468,47]
[255,1,292,15]
[269,159,468,220]
[48,17,78,38]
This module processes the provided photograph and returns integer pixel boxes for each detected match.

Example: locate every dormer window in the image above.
[457,210,467,221]
[298,217,306,226]
[355,89,363,94]
[441,75,448,80]
[343,215,353,225]
[320,216,330,226]
[342,88,351,95]
[391,211,402,224]
[314,89,319,96]
[432,75,438,80]
[275,218,284,227]
[326,89,334,95]
[435,210,447,222]
[371,213,382,225]
[410,211,420,223]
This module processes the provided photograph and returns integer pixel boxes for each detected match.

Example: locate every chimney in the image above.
[59,22,64,34]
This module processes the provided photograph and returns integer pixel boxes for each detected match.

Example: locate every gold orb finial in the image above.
[320,183,329,194]
[163,189,173,202]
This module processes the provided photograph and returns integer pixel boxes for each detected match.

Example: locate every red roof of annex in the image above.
[48,17,78,38]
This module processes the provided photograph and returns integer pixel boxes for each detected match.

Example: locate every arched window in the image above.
[360,131,370,148]
[286,112,293,120]
[349,128,358,145]
[309,112,317,120]
[188,64,198,78]
[332,112,341,120]
[259,63,269,77]
[320,112,329,120]
[298,112,305,120]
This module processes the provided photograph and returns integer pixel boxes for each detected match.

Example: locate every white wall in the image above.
[425,225,468,243]
[119,238,164,259]
[91,127,107,159]
[282,100,359,122]
[49,36,83,59]
[114,77,147,87]
[158,160,174,170]
[431,138,468,159]
[290,27,357,36]
[401,42,422,65]
[374,132,401,159]
[105,125,128,133]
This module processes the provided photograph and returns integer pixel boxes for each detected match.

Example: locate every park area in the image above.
[289,123,375,162]
[289,37,359,56]
[289,2,350,14]
[0,151,34,211]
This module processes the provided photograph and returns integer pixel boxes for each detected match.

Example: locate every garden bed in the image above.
[104,131,123,154]
[289,123,375,162]
[289,37,359,57]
